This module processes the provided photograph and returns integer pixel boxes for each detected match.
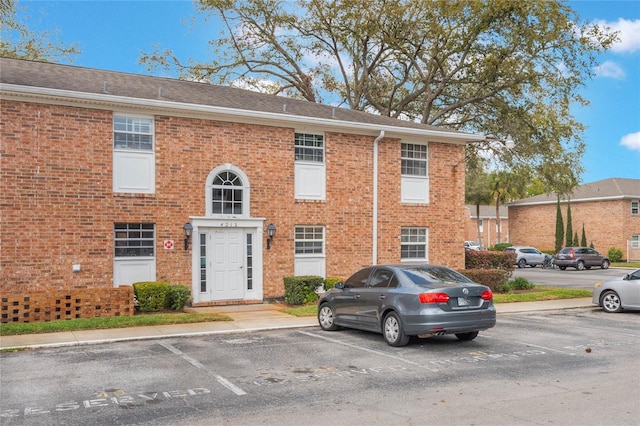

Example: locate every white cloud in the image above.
[620,132,640,152]
[595,60,626,78]
[596,18,640,53]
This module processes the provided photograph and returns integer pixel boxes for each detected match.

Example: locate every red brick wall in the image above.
[509,199,640,255]
[1,100,467,298]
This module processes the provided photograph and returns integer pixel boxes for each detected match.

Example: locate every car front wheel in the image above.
[576,260,585,271]
[601,291,622,313]
[601,259,610,269]
[318,303,339,331]
[383,312,410,347]
[559,266,567,270]
[455,331,479,341]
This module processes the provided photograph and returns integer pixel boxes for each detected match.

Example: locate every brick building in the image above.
[508,178,640,260]
[1,57,484,306]
[464,204,509,248]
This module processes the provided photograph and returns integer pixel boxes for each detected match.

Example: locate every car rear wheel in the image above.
[517,259,527,268]
[576,260,585,271]
[601,291,622,313]
[383,312,410,347]
[559,266,566,270]
[318,304,339,331]
[455,331,479,341]
[601,259,610,269]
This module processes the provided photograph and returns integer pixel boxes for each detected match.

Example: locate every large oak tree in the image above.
[140,0,616,193]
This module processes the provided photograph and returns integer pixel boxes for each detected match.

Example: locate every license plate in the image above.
[458,297,470,306]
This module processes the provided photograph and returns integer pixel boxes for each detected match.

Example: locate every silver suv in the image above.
[556,247,610,271]
[504,246,547,268]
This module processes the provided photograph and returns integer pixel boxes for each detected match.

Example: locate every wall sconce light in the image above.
[183,222,193,250]
[266,223,277,250]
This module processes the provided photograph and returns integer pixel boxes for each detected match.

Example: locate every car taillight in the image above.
[569,248,575,259]
[481,290,493,301]
[419,292,450,304]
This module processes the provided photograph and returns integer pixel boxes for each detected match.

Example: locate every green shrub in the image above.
[465,250,515,271]
[458,269,512,293]
[133,281,170,312]
[492,243,512,252]
[607,247,623,263]
[283,276,324,305]
[504,277,534,292]
[323,277,343,291]
[167,284,191,311]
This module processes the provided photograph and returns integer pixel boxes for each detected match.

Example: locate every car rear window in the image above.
[403,267,472,285]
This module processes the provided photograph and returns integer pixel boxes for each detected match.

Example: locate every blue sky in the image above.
[13,0,640,184]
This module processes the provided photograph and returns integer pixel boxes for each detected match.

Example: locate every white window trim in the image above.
[113,113,155,194]
[400,141,429,204]
[294,225,326,257]
[400,227,429,262]
[294,131,326,200]
[205,164,251,217]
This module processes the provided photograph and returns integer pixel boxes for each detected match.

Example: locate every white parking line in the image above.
[159,342,247,395]
[481,335,577,356]
[297,330,440,372]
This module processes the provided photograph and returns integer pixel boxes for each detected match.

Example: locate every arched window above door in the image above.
[205,164,250,217]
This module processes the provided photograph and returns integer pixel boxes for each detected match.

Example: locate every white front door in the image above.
[211,228,244,300]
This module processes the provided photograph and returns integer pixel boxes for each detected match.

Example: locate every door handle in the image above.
[379,295,386,300]
[355,294,361,298]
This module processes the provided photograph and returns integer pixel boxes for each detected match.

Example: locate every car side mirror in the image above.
[623,274,630,280]
[335,282,344,290]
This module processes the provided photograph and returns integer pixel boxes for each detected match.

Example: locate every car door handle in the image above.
[355,294,361,298]
[379,295,386,300]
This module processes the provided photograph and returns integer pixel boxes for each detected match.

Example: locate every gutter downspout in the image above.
[373,130,385,265]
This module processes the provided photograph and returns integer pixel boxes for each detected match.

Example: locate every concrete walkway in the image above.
[0,298,594,351]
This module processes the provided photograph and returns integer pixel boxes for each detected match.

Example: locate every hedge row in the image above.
[132,281,191,312]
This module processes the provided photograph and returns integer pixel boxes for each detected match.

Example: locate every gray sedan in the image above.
[317,264,496,346]
[592,268,640,313]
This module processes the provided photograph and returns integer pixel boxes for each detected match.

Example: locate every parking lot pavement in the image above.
[1,307,638,425]
[0,299,594,351]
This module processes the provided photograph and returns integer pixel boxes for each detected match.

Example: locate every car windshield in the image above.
[402,266,473,286]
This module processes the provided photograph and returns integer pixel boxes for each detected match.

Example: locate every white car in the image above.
[592,269,640,313]
[464,241,482,251]
[504,246,547,268]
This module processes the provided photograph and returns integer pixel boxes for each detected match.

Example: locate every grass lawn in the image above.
[0,312,231,337]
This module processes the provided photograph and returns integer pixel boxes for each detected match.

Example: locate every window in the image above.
[114,223,155,257]
[246,233,253,290]
[199,233,207,293]
[294,132,326,200]
[632,201,639,215]
[401,143,428,176]
[400,143,429,203]
[212,171,243,215]
[344,267,372,289]
[295,133,324,162]
[294,225,326,277]
[205,165,250,217]
[369,268,398,288]
[295,226,324,254]
[113,114,155,193]
[401,227,428,260]
[114,116,153,150]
